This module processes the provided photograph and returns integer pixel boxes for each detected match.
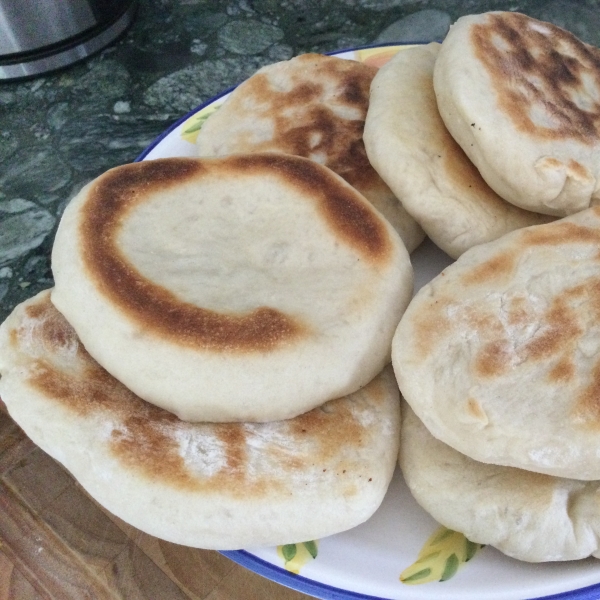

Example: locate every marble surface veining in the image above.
[0,0,598,322]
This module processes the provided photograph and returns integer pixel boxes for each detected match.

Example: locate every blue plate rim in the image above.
[221,550,600,600]
[135,42,600,600]
[221,550,388,600]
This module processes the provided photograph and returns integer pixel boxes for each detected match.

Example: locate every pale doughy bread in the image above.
[51,155,413,422]
[401,403,600,562]
[434,11,600,217]
[196,53,425,252]
[0,290,401,549]
[393,206,600,480]
[364,43,553,259]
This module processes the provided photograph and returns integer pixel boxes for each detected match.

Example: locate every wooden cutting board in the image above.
[0,407,312,600]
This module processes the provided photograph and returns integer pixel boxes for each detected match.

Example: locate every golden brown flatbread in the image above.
[434,11,600,216]
[401,402,600,562]
[51,155,413,422]
[394,206,600,480]
[0,290,401,549]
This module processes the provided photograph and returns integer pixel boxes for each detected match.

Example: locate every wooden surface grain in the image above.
[0,409,312,600]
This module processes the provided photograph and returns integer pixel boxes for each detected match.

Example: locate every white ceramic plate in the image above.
[136,44,600,600]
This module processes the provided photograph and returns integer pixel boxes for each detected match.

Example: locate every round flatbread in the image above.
[364,43,553,259]
[51,155,413,422]
[434,11,600,217]
[401,403,600,562]
[196,53,425,252]
[0,290,401,549]
[393,206,600,480]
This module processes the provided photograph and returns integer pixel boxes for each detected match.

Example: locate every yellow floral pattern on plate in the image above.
[277,541,319,574]
[400,526,485,585]
[356,44,417,67]
[180,102,223,144]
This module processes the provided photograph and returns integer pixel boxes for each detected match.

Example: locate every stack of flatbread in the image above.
[385,12,600,563]
[0,151,412,547]
[0,47,423,551]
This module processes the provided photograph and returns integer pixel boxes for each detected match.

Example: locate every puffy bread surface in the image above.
[51,155,413,422]
[434,11,600,216]
[0,290,401,550]
[394,206,600,480]
[196,53,424,252]
[364,43,553,259]
[401,403,600,562]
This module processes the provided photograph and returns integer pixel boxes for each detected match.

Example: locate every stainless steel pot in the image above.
[0,0,137,80]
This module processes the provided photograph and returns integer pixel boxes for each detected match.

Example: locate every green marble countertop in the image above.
[0,0,598,322]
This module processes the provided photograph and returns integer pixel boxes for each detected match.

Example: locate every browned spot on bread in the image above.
[25,300,76,355]
[465,305,505,336]
[211,154,392,261]
[471,12,600,142]
[219,54,387,201]
[410,297,452,360]
[215,425,247,476]
[466,397,487,422]
[521,220,600,246]
[523,299,582,361]
[568,159,590,179]
[110,411,199,490]
[24,301,46,319]
[279,386,373,490]
[340,72,368,105]
[462,249,518,285]
[29,359,136,417]
[541,157,563,170]
[80,156,391,353]
[365,376,387,404]
[248,384,376,482]
[289,400,364,460]
[305,175,391,261]
[110,412,274,497]
[8,328,17,348]
[474,339,511,377]
[466,279,598,386]
[575,360,600,426]
[548,358,576,382]
[506,295,529,326]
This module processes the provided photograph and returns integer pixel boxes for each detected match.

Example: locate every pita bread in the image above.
[364,43,553,259]
[434,11,600,217]
[196,53,425,252]
[401,403,600,562]
[0,290,401,549]
[393,206,600,480]
[51,155,413,422]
